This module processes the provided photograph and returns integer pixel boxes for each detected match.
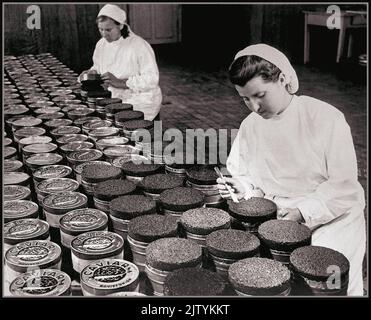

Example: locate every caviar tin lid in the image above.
[9,269,71,297]
[44,118,73,129]
[59,208,108,236]
[56,134,89,145]
[23,143,58,156]
[4,137,13,147]
[106,292,146,297]
[4,200,39,222]
[82,120,112,132]
[67,149,103,164]
[12,117,42,129]
[19,136,53,149]
[4,146,17,159]
[81,259,139,295]
[95,136,130,150]
[51,125,81,137]
[89,127,120,139]
[34,107,62,115]
[67,107,95,118]
[71,231,124,260]
[4,172,31,186]
[60,141,94,154]
[5,240,62,273]
[4,160,24,172]
[75,161,112,175]
[4,105,29,117]
[14,127,46,140]
[4,219,50,245]
[28,101,55,109]
[112,156,158,176]
[74,116,101,127]
[33,165,73,181]
[42,192,88,215]
[4,185,32,201]
[103,145,141,159]
[25,153,63,168]
[49,88,73,96]
[36,112,65,121]
[62,105,87,114]
[36,178,80,197]
[6,115,33,127]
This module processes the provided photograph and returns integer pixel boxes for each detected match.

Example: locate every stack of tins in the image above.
[159,187,205,218]
[180,208,231,267]
[186,166,224,208]
[145,238,203,296]
[206,229,261,279]
[127,214,179,271]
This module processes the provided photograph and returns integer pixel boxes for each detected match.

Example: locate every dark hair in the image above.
[96,15,130,39]
[228,55,281,86]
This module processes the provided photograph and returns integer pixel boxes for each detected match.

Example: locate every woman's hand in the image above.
[101,72,127,89]
[217,177,246,200]
[277,207,305,223]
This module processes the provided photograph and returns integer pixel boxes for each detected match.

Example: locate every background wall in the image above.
[4,3,367,72]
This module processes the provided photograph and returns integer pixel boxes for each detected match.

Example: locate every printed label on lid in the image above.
[71,232,123,255]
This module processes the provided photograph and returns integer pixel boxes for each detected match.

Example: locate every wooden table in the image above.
[303,10,367,64]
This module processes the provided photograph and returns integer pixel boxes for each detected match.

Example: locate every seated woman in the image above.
[217,43,366,296]
[78,4,162,120]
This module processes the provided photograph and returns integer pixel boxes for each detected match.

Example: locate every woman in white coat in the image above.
[78,4,162,121]
[217,44,366,296]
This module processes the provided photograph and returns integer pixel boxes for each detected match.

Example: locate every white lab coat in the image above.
[90,32,162,120]
[227,95,366,296]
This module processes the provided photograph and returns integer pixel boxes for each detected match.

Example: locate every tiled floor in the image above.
[156,56,368,293]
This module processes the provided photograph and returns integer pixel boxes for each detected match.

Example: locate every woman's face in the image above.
[98,18,121,42]
[235,74,291,119]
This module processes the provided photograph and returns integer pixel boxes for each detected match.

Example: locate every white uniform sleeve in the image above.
[90,41,101,73]
[226,125,264,199]
[296,114,365,230]
[126,40,160,92]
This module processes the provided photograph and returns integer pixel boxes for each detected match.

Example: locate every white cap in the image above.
[235,44,299,94]
[97,4,127,24]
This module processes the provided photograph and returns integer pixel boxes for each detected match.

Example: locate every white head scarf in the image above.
[234,44,299,94]
[97,4,127,25]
